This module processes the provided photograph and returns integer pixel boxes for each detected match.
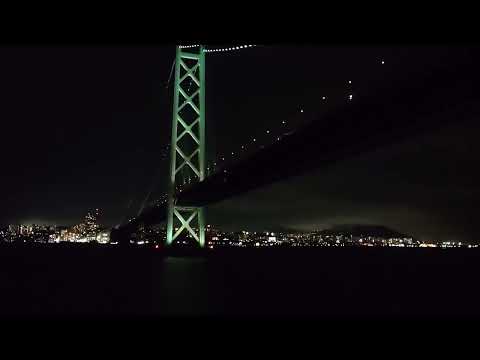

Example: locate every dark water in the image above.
[1,245,480,319]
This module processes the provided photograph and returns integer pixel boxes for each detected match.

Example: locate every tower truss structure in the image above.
[167,46,206,247]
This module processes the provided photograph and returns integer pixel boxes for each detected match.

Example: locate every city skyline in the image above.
[1,216,476,249]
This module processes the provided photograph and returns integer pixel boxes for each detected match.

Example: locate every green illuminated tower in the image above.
[166,45,206,247]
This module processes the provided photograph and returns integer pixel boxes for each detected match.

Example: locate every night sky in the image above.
[1,45,479,243]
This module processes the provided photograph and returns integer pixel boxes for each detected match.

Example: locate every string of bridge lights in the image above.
[205,86,334,173]
[178,44,201,49]
[151,54,387,207]
[203,45,256,53]
[201,59,385,179]
[178,44,257,53]
[202,108,307,179]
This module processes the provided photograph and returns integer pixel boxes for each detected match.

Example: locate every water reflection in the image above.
[156,257,225,316]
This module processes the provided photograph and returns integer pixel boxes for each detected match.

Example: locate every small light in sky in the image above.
[266,130,270,134]
[381,59,385,64]
[348,80,352,84]
[322,96,326,100]
[348,94,353,100]
[253,138,256,142]
[300,109,304,113]
[282,121,286,124]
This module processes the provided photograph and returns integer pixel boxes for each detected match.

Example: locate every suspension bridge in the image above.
[112,45,480,247]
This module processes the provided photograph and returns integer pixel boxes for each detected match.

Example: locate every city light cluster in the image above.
[122,225,480,250]
[2,222,478,250]
[201,228,476,250]
[0,209,110,245]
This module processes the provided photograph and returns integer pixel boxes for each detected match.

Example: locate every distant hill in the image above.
[319,224,412,239]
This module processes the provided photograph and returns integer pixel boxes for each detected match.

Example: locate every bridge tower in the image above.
[167,45,206,247]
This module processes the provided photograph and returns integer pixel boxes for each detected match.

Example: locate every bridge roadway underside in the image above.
[119,50,480,234]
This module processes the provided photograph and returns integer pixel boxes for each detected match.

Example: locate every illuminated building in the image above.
[84,209,100,241]
[96,231,110,244]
